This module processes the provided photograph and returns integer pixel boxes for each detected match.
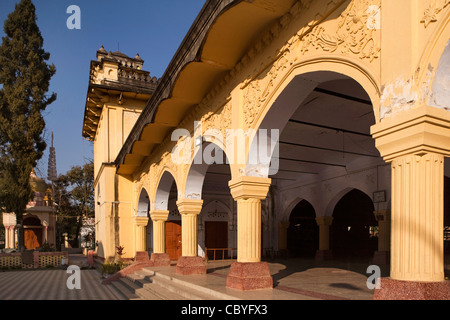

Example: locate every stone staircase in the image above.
[105,267,238,300]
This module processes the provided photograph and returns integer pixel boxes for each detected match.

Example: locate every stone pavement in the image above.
[136,257,385,301]
[0,254,383,300]
[0,268,120,300]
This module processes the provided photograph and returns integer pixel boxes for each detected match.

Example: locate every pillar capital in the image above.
[371,105,450,162]
[315,216,333,226]
[176,199,203,216]
[134,216,149,227]
[150,210,169,222]
[228,176,271,201]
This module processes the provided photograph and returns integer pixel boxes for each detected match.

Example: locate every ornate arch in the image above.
[136,186,150,217]
[182,141,234,200]
[152,167,180,211]
[244,58,381,178]
[418,12,450,110]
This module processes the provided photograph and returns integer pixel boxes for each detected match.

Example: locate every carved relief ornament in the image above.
[241,0,381,128]
[300,0,381,61]
[421,0,450,28]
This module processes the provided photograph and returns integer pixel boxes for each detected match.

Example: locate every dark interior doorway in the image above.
[331,189,378,258]
[287,200,319,258]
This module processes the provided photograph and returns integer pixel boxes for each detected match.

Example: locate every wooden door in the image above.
[24,228,42,250]
[166,221,182,260]
[205,221,228,260]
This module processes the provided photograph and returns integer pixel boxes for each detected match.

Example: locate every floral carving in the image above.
[421,0,450,28]
[300,0,381,62]
[243,49,290,127]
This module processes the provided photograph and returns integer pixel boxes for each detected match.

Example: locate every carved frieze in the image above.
[421,0,450,28]
[242,0,381,128]
[300,0,381,61]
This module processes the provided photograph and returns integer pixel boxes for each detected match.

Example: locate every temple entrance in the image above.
[331,189,378,259]
[205,221,228,260]
[287,200,319,258]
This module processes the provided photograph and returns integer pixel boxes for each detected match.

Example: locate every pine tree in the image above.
[0,0,56,251]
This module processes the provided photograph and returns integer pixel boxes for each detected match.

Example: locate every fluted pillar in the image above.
[315,216,333,261]
[372,105,450,299]
[149,210,170,266]
[226,176,273,290]
[390,153,444,282]
[175,199,205,275]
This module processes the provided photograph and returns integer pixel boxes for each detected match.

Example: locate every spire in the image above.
[47,132,57,181]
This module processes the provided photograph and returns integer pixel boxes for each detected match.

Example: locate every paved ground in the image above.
[1,254,448,301]
[0,268,119,300]
[155,257,387,300]
[0,254,391,300]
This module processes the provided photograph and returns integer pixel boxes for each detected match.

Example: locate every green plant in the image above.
[101,259,131,275]
[101,261,121,275]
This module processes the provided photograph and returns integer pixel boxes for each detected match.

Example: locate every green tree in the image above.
[0,0,56,251]
[54,163,94,248]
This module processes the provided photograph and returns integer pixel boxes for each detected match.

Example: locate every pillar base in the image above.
[176,256,206,275]
[372,251,390,265]
[315,250,333,261]
[135,251,150,262]
[150,253,171,267]
[226,262,273,291]
[373,278,450,300]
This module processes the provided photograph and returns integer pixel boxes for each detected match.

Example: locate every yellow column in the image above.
[175,199,206,275]
[316,216,333,251]
[176,199,203,257]
[228,176,271,263]
[134,216,149,252]
[390,153,444,282]
[150,210,169,254]
[226,176,273,290]
[372,106,450,298]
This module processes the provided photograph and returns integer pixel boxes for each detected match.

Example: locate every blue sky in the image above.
[0,0,205,179]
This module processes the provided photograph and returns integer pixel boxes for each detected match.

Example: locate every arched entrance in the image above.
[246,69,382,263]
[331,189,378,259]
[154,170,182,261]
[183,141,235,261]
[287,200,318,258]
[136,188,152,253]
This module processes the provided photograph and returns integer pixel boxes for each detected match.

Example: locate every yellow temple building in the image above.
[82,0,450,299]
